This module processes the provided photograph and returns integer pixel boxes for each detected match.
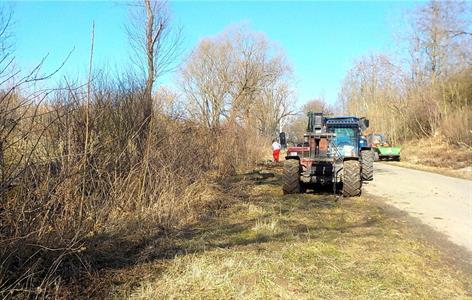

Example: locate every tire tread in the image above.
[283,160,301,194]
[343,160,361,197]
[361,150,374,181]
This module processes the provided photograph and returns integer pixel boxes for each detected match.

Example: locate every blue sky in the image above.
[11,1,417,106]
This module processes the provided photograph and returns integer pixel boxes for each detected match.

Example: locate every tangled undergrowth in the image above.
[0,85,267,297]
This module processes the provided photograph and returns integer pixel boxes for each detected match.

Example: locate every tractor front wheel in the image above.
[361,150,374,181]
[283,160,301,194]
[342,160,361,197]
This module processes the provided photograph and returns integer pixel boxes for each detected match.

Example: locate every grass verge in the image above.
[400,137,472,180]
[81,164,472,299]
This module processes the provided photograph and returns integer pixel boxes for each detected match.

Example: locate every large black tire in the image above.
[283,160,301,194]
[360,150,374,181]
[342,160,361,197]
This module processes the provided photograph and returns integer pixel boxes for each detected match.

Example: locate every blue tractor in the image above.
[283,112,374,197]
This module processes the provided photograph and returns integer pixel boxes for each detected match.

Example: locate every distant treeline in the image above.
[339,1,471,146]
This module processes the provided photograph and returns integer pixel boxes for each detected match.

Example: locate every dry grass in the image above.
[86,164,472,300]
[440,106,472,147]
[385,160,472,180]
[400,135,472,178]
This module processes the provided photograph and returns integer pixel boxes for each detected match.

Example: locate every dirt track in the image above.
[364,162,472,253]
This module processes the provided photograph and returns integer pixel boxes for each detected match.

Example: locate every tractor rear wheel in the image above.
[361,150,374,181]
[283,160,301,194]
[342,160,361,197]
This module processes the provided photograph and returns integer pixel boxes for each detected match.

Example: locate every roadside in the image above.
[384,160,472,180]
[399,137,472,180]
[80,164,472,299]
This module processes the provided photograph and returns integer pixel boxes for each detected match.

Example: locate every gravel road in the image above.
[364,163,472,253]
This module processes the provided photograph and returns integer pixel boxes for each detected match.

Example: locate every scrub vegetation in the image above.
[0,2,291,297]
[0,0,471,298]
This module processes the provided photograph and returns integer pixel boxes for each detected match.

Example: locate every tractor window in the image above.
[333,128,356,147]
[330,127,359,157]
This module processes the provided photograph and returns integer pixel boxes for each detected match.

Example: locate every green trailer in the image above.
[367,133,401,161]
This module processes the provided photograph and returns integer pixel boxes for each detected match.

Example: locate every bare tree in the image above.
[0,5,13,202]
[338,54,410,142]
[0,4,14,86]
[180,38,233,128]
[254,82,295,137]
[126,0,182,137]
[406,1,471,82]
[338,1,472,146]
[403,0,471,139]
[180,26,294,135]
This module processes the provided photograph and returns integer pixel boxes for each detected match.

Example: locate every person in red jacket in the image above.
[272,139,281,162]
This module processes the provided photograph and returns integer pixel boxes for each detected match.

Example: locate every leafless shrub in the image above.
[0,3,282,297]
[0,71,267,297]
[440,106,472,146]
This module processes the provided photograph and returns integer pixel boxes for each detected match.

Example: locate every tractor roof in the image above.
[306,112,369,132]
[325,116,360,121]
[325,117,361,126]
[325,116,369,131]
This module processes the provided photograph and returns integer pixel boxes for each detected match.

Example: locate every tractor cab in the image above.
[324,116,369,158]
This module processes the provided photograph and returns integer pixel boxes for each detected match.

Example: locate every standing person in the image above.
[272,139,281,162]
